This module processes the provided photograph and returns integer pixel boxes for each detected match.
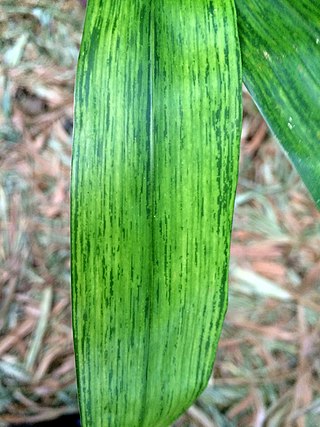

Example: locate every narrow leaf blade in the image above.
[236,0,320,207]
[71,1,242,426]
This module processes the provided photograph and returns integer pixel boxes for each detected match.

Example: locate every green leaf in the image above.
[236,0,320,208]
[71,1,242,426]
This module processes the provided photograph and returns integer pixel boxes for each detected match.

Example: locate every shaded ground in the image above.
[0,1,319,426]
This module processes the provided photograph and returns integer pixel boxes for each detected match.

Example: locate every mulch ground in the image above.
[0,1,319,426]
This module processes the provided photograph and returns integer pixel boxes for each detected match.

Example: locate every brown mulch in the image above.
[0,2,319,426]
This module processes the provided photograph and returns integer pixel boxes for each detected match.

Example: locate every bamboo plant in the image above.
[71,1,320,426]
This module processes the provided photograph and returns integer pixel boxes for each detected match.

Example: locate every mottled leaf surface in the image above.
[236,0,320,207]
[71,1,242,426]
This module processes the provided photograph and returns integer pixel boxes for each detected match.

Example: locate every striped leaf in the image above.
[71,1,242,426]
[236,0,320,207]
